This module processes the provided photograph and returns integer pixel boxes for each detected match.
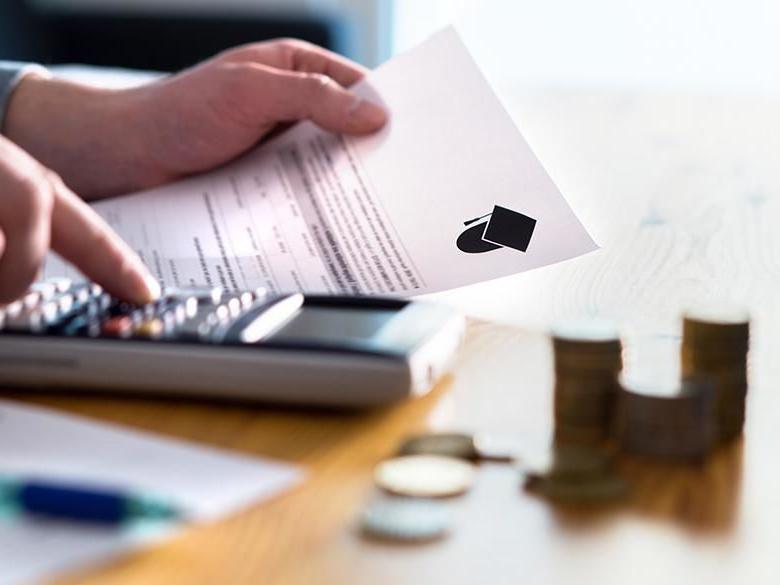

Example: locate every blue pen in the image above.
[0,476,183,525]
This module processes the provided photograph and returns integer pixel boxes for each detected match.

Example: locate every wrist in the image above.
[4,75,164,198]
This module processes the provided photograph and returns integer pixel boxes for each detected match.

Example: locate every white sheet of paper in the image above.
[0,400,302,585]
[46,28,596,295]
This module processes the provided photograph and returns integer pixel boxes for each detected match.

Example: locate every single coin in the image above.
[398,433,479,460]
[375,455,477,498]
[360,498,451,542]
[683,303,750,326]
[551,318,621,343]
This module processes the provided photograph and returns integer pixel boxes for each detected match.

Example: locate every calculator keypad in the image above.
[0,278,268,343]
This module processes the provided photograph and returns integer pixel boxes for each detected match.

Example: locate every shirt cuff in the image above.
[0,62,52,134]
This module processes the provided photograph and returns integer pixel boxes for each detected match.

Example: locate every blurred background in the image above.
[2,0,779,93]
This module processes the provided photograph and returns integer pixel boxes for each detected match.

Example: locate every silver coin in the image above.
[375,455,477,498]
[361,498,451,542]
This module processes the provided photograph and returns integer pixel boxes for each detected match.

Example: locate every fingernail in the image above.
[143,274,162,302]
[132,271,160,304]
[348,97,387,130]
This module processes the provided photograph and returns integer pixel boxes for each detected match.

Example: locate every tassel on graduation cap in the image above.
[456,205,537,254]
[463,212,493,226]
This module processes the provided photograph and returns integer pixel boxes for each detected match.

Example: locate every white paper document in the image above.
[47,28,596,294]
[0,400,302,585]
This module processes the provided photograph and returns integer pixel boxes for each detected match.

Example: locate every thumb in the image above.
[248,66,387,134]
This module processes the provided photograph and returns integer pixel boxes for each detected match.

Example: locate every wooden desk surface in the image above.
[12,88,780,584]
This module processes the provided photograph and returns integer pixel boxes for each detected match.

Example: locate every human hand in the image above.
[130,39,388,186]
[0,135,159,304]
[4,39,387,198]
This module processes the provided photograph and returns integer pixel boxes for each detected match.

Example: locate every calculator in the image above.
[0,279,465,407]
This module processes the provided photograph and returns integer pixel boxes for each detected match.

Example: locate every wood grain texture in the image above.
[9,88,780,584]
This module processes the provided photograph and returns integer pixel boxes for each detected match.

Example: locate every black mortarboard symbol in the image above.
[456,205,537,254]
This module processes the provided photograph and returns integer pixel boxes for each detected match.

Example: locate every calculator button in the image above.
[5,301,23,319]
[130,309,147,325]
[56,293,75,315]
[181,297,198,319]
[70,284,92,304]
[102,316,133,338]
[222,297,243,318]
[22,291,42,309]
[162,302,188,326]
[31,281,58,301]
[237,291,254,310]
[178,317,212,341]
[178,307,229,341]
[165,286,223,305]
[222,293,304,344]
[57,314,101,337]
[5,301,58,333]
[96,293,112,312]
[142,303,157,319]
[45,277,72,293]
[85,298,103,318]
[134,318,164,339]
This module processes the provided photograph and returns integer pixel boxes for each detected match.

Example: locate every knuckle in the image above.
[276,37,309,53]
[276,38,317,67]
[12,173,42,200]
[10,174,50,227]
[222,62,261,92]
[304,73,333,97]
[42,168,65,191]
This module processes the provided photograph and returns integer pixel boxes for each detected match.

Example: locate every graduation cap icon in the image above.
[456,205,537,254]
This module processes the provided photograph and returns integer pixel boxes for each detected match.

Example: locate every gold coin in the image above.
[374,455,477,498]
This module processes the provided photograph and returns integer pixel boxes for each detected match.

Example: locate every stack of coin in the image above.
[681,306,750,441]
[523,444,629,504]
[551,320,623,444]
[616,372,716,460]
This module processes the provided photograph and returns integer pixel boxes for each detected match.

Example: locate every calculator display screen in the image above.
[268,307,398,345]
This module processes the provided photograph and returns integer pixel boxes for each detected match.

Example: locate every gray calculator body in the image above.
[0,284,464,407]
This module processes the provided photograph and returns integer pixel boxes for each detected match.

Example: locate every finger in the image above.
[0,177,51,304]
[221,39,368,88]
[49,182,160,304]
[274,40,368,87]
[244,66,387,135]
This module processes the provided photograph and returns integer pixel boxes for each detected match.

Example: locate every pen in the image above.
[0,476,183,525]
